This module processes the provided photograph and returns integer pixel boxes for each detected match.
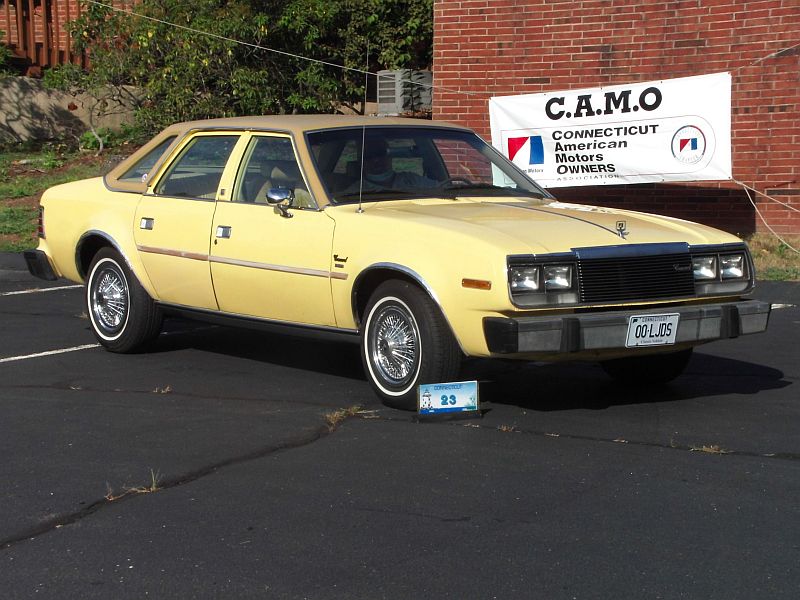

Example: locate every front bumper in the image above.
[23,249,58,281]
[483,300,771,355]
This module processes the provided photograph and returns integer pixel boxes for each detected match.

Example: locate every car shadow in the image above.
[463,352,791,411]
[149,318,365,380]
[149,318,790,409]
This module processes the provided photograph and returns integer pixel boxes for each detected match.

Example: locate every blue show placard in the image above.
[418,381,480,415]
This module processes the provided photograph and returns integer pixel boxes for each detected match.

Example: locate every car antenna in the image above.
[357,42,369,214]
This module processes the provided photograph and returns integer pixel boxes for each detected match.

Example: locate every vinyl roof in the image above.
[163,114,470,135]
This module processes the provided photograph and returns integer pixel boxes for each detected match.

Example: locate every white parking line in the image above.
[0,344,100,364]
[0,284,83,297]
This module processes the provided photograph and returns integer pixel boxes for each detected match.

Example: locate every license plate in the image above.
[625,313,680,347]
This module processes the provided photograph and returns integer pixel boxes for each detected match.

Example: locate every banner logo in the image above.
[508,135,545,165]
[671,125,707,165]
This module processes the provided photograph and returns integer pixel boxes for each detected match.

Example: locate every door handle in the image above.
[139,217,154,230]
[216,225,232,239]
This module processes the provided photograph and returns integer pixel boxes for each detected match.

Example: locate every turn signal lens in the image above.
[462,278,492,290]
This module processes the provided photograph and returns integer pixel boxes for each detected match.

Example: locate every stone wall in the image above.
[0,76,135,142]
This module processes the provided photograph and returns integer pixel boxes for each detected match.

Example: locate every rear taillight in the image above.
[38,206,45,238]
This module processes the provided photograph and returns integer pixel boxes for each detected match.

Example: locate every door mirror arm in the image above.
[266,188,295,219]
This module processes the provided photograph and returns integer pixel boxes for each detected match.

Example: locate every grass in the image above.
[104,469,162,502]
[0,162,102,199]
[746,233,800,282]
[0,207,38,252]
[689,444,729,455]
[0,146,107,251]
[0,206,37,235]
[324,405,363,431]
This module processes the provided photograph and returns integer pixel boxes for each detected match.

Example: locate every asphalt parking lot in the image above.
[1,251,799,599]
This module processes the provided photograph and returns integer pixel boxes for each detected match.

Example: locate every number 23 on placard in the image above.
[441,394,456,406]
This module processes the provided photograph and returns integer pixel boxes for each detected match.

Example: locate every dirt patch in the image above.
[5,195,39,209]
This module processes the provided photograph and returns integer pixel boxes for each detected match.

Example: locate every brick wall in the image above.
[432,0,800,235]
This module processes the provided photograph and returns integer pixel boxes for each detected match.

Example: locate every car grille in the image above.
[577,250,695,303]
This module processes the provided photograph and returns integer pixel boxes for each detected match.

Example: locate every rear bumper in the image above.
[23,249,58,281]
[483,300,771,355]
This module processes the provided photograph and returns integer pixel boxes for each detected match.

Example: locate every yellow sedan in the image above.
[24,116,770,409]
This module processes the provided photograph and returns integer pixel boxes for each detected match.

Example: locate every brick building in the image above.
[432,0,800,236]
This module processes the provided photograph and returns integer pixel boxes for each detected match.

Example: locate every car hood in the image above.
[356,197,739,253]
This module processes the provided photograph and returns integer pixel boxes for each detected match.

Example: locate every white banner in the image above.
[489,73,732,188]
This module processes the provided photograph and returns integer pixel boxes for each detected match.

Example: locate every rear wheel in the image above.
[86,248,162,352]
[361,280,461,410]
[600,348,693,384]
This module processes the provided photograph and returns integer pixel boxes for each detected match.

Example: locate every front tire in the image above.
[600,348,693,385]
[86,248,162,353]
[361,280,461,410]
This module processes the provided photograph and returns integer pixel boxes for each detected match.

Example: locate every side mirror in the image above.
[266,187,294,218]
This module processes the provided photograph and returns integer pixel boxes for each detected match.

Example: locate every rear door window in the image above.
[154,136,239,200]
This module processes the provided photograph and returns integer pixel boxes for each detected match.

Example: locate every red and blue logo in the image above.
[508,135,545,165]
[671,126,706,165]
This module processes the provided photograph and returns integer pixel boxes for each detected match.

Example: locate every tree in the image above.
[46,0,433,133]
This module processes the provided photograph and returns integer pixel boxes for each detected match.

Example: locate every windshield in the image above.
[306,126,552,204]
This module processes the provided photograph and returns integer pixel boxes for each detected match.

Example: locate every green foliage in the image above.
[0,30,12,75]
[49,0,433,133]
[80,127,113,151]
[39,150,64,170]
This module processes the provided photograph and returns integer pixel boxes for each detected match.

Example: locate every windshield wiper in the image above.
[334,189,419,202]
[439,183,543,198]
[440,182,503,191]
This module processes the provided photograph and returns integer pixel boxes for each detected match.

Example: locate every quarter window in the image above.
[155,135,239,199]
[119,136,176,182]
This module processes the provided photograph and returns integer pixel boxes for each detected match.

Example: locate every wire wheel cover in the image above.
[370,304,419,386]
[92,265,129,333]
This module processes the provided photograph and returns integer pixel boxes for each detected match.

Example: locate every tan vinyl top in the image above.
[160,114,468,134]
[104,115,469,194]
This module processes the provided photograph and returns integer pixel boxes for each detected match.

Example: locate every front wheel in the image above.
[361,280,461,410]
[600,348,693,385]
[86,248,162,353]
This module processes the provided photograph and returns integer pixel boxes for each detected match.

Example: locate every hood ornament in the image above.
[616,220,628,239]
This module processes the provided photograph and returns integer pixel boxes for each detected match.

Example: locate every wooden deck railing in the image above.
[1,1,134,73]
[1,0,85,72]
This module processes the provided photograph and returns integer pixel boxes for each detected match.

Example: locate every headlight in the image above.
[508,257,577,307]
[510,266,540,292]
[720,254,745,279]
[690,245,752,296]
[692,256,717,280]
[544,265,573,290]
